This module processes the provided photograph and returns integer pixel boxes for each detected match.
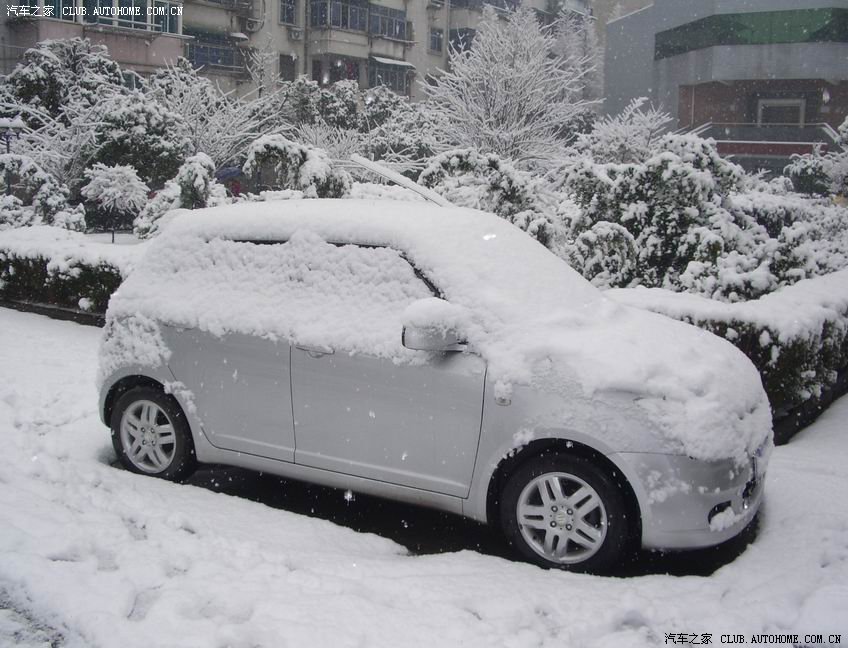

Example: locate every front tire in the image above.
[500,452,631,573]
[111,387,197,482]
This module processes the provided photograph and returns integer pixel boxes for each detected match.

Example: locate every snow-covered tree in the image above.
[423,7,595,168]
[93,91,190,188]
[552,9,602,104]
[146,59,291,169]
[420,149,554,246]
[243,135,351,198]
[82,163,148,240]
[0,38,125,123]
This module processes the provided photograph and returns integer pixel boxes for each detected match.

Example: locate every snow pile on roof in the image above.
[0,225,145,277]
[106,199,771,463]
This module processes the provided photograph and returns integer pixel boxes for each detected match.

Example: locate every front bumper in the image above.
[612,444,768,550]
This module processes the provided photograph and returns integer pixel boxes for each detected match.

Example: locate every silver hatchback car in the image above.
[98,199,772,573]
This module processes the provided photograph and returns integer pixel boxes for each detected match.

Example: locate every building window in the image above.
[429,28,443,53]
[369,4,406,41]
[48,0,77,21]
[118,0,149,30]
[758,98,806,127]
[368,60,409,95]
[449,28,476,52]
[152,1,179,34]
[655,9,848,60]
[82,0,115,25]
[280,0,297,25]
[310,0,367,31]
[450,0,519,10]
[185,29,245,70]
[280,54,297,81]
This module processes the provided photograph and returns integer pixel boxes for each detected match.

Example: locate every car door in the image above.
[165,327,295,462]
[288,243,486,498]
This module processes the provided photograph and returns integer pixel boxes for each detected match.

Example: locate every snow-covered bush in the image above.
[176,153,216,210]
[571,97,672,165]
[0,195,33,230]
[420,149,554,247]
[567,222,638,288]
[610,270,848,440]
[0,226,139,313]
[134,155,229,239]
[243,135,350,198]
[563,130,848,301]
[785,116,848,196]
[82,163,149,235]
[785,148,832,197]
[0,153,84,231]
[134,181,180,239]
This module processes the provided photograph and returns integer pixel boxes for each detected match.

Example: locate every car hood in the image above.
[467,296,773,466]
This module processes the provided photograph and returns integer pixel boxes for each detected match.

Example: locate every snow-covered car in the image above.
[97,200,772,573]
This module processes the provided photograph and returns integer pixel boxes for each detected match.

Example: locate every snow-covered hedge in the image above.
[609,271,848,440]
[0,227,143,314]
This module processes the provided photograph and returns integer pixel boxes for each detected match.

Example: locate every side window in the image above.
[203,234,434,355]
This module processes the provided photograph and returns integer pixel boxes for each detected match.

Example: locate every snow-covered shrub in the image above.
[571,97,671,164]
[567,222,637,288]
[134,181,180,239]
[94,92,190,187]
[0,153,84,231]
[563,131,848,301]
[176,153,216,209]
[133,155,229,239]
[784,116,848,196]
[82,163,149,234]
[0,195,33,230]
[420,149,554,247]
[610,271,848,441]
[0,226,138,313]
[566,135,750,293]
[243,135,350,198]
[785,148,832,197]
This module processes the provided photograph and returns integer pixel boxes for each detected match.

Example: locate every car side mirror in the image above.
[401,297,470,352]
[402,324,467,352]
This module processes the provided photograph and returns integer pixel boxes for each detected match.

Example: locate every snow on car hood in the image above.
[105,199,771,464]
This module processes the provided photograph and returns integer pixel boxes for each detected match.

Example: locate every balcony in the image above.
[690,122,841,173]
[185,39,250,76]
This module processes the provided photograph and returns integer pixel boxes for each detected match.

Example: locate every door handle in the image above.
[296,344,335,357]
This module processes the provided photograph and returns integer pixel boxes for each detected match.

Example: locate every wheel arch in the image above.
[103,375,169,425]
[485,438,642,544]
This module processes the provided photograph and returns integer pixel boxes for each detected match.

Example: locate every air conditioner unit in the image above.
[288,27,303,40]
[245,18,262,32]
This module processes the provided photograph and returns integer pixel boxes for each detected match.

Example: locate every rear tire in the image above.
[500,452,631,574]
[111,386,197,482]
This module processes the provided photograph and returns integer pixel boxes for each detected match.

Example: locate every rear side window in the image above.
[167,231,434,356]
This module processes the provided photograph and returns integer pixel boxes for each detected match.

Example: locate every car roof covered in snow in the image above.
[161,198,602,310]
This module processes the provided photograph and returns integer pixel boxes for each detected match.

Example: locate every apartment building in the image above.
[604,0,848,173]
[2,0,590,98]
[0,0,185,76]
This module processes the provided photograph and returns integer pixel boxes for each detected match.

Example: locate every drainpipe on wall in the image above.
[303,0,309,76]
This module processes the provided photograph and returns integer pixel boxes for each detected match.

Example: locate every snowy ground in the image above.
[1,308,846,648]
